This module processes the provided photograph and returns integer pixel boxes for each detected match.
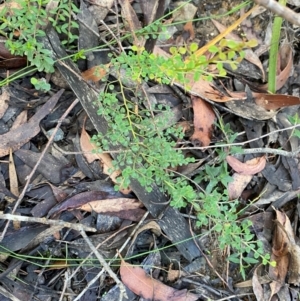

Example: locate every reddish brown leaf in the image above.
[226,156,266,175]
[0,57,27,69]
[254,93,300,110]
[120,259,199,301]
[81,64,109,83]
[190,95,215,147]
[183,21,195,41]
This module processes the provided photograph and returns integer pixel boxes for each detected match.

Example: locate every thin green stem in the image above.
[268,0,287,93]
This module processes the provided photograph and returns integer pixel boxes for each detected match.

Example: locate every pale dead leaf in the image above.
[228,173,252,200]
[120,259,199,301]
[11,110,27,130]
[190,95,215,147]
[289,244,300,285]
[79,198,142,212]
[226,156,266,175]
[0,87,10,119]
[9,148,19,196]
[252,267,264,301]
[228,157,267,200]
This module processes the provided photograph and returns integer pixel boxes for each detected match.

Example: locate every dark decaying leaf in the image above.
[0,89,64,157]
[14,149,65,184]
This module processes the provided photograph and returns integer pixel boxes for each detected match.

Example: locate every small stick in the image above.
[0,213,96,232]
[77,229,128,301]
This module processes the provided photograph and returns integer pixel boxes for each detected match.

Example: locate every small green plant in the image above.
[288,113,300,139]
[91,39,273,279]
[0,0,79,73]
[30,77,51,91]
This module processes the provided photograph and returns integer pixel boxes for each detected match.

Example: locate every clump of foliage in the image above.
[92,40,274,278]
[0,0,79,73]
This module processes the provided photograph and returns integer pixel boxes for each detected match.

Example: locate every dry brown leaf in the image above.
[289,244,300,285]
[183,21,195,41]
[0,87,10,119]
[120,259,199,301]
[80,127,122,184]
[254,93,300,111]
[190,95,215,147]
[252,267,264,301]
[81,64,109,83]
[9,148,19,196]
[269,210,293,298]
[226,155,266,175]
[79,198,142,212]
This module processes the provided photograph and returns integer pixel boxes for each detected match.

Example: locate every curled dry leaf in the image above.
[120,259,199,301]
[226,155,266,175]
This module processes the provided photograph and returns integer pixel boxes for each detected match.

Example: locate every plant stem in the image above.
[268,0,287,93]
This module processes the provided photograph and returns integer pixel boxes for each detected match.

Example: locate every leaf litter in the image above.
[1,0,300,300]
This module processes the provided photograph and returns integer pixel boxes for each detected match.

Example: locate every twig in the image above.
[72,211,149,301]
[0,97,79,242]
[253,0,300,26]
[0,213,96,232]
[180,123,300,157]
[77,229,128,301]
